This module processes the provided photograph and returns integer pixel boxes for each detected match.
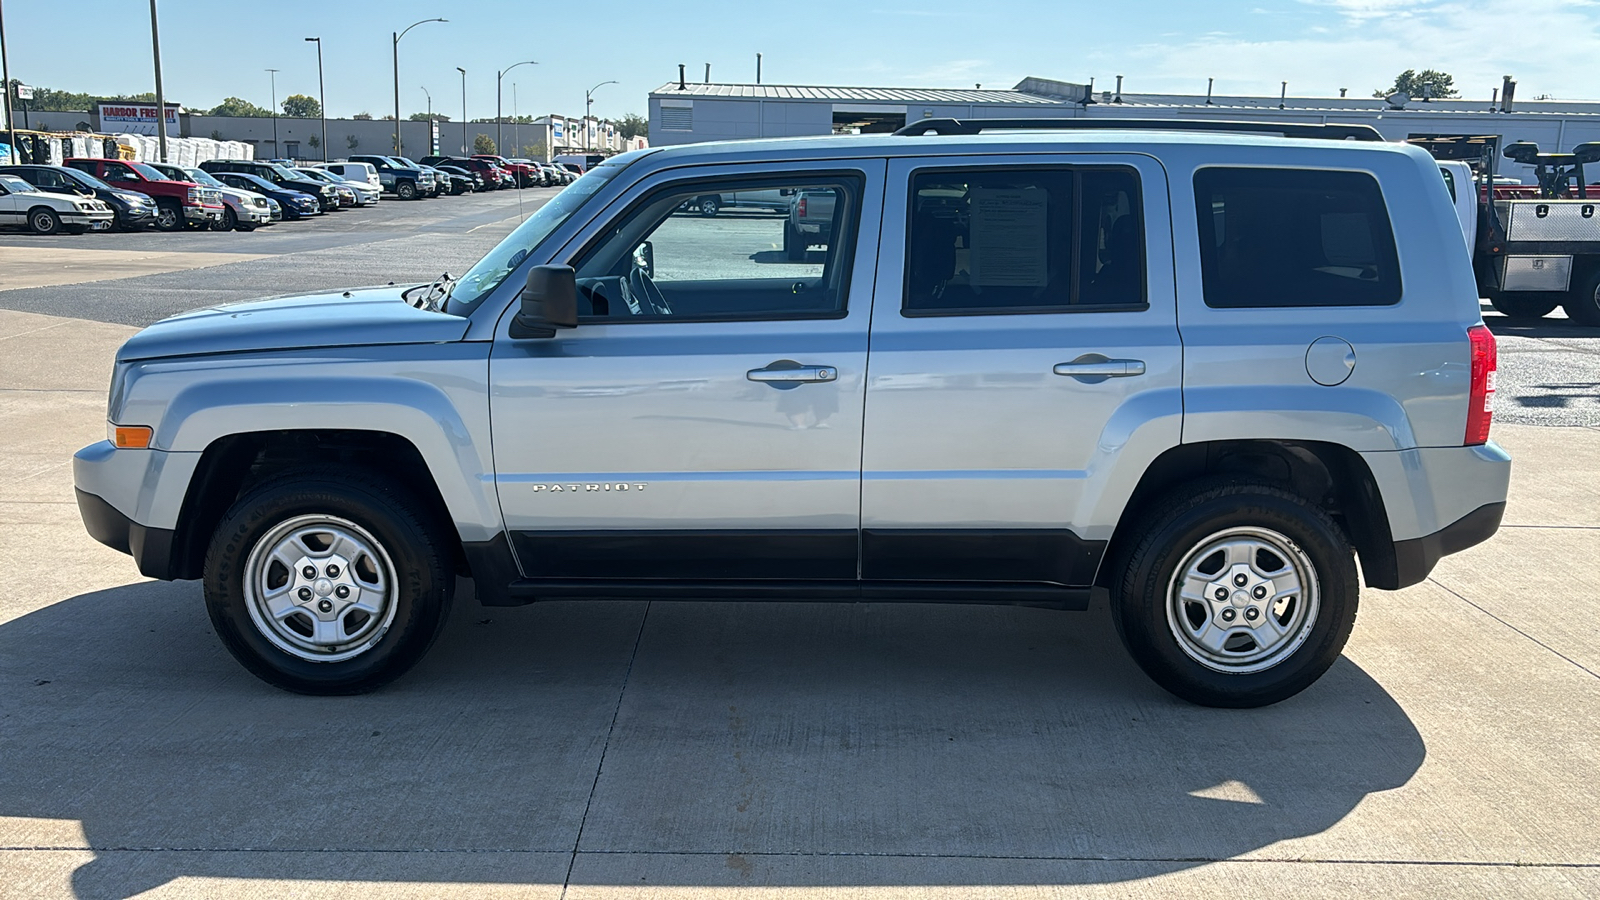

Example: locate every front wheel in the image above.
[203,469,455,695]
[1111,480,1358,708]
[1564,268,1600,326]
[698,195,720,217]
[153,200,183,232]
[28,207,61,235]
[218,208,239,231]
[396,181,417,201]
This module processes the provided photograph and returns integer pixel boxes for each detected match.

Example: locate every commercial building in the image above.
[648,75,1600,182]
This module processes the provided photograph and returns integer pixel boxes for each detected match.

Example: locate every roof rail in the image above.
[893,117,1386,142]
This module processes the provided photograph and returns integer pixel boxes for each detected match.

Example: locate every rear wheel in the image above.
[1487,289,1560,321]
[1564,268,1600,326]
[203,468,455,695]
[28,207,61,235]
[1111,479,1358,708]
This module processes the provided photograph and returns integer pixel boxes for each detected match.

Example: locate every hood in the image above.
[117,285,469,362]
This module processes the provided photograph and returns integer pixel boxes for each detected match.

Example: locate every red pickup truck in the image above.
[64,158,224,232]
[472,154,538,188]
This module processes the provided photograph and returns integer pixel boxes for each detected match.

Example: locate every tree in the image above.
[307,134,321,150]
[517,140,548,160]
[281,94,321,118]
[1374,69,1458,100]
[206,97,273,117]
[351,112,373,121]
[473,133,497,155]
[7,82,159,112]
[610,112,647,141]
[408,112,451,122]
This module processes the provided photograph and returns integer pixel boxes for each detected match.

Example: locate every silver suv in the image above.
[73,120,1511,706]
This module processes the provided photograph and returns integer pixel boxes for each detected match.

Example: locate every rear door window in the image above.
[903,167,1145,314]
[1194,167,1402,308]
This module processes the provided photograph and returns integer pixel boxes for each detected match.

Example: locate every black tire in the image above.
[28,206,61,235]
[203,468,455,695]
[1110,479,1358,708]
[1564,267,1600,326]
[396,180,417,201]
[219,208,238,231]
[1487,289,1560,321]
[784,223,807,262]
[153,199,183,232]
[698,195,720,217]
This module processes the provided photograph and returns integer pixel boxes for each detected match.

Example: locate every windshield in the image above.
[130,162,170,181]
[268,164,302,181]
[234,174,273,192]
[182,168,224,188]
[64,169,113,191]
[446,163,625,315]
[296,169,331,182]
[392,157,420,168]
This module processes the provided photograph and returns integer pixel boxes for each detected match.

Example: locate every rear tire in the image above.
[28,207,61,235]
[1564,268,1600,326]
[1111,479,1358,708]
[1487,289,1560,321]
[203,468,455,695]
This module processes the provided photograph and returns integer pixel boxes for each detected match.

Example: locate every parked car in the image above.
[293,168,367,207]
[348,155,434,200]
[0,164,157,232]
[209,172,321,220]
[0,173,114,234]
[553,153,605,173]
[422,156,502,190]
[472,154,539,187]
[69,121,1511,707]
[424,166,472,195]
[387,157,445,197]
[784,188,835,261]
[435,164,483,192]
[688,188,789,217]
[147,163,273,232]
[320,162,380,192]
[199,160,341,213]
[65,158,223,231]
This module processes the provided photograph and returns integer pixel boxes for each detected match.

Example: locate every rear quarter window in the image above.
[1194,167,1402,308]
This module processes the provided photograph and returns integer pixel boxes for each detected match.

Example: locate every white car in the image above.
[317,162,381,192]
[0,174,114,234]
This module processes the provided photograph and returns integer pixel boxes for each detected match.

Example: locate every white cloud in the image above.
[1116,0,1600,99]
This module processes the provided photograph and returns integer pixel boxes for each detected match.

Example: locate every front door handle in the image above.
[747,361,838,384]
[1052,357,1147,378]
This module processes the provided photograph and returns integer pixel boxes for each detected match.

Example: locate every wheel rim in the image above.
[32,211,54,231]
[243,514,400,663]
[156,208,177,229]
[1165,526,1321,674]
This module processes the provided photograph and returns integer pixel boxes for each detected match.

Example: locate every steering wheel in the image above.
[624,262,672,316]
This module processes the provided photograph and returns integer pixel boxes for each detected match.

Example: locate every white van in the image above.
[318,162,380,191]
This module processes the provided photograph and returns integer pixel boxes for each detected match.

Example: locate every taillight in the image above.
[797,197,807,217]
[1466,324,1497,445]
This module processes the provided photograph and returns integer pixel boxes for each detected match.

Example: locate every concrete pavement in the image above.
[1,196,1597,898]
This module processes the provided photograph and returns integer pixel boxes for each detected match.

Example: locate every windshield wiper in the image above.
[402,273,452,313]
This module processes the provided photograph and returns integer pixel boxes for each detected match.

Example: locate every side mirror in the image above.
[509,265,579,339]
[633,241,654,279]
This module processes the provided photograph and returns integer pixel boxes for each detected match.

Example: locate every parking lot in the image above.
[1,189,1598,898]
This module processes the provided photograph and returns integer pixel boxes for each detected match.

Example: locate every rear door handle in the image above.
[1052,358,1146,378]
[747,362,838,384]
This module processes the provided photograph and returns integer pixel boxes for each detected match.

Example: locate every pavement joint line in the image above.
[1428,577,1600,681]
[559,600,653,900]
[1500,523,1600,530]
[0,387,104,394]
[0,321,70,342]
[0,847,1596,869]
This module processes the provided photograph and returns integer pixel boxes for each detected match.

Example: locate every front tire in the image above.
[698,195,720,217]
[28,207,61,235]
[203,469,455,695]
[1111,480,1358,708]
[153,200,183,232]
[396,180,417,201]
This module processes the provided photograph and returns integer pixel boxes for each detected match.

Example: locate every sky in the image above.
[2,0,1598,122]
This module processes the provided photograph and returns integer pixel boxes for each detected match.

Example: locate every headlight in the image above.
[253,198,267,207]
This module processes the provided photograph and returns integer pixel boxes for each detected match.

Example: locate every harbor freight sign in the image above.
[96,102,180,136]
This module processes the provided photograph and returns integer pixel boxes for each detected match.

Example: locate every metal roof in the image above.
[651,82,1067,105]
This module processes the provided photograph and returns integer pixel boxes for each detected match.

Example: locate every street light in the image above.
[1,1,16,163]
[393,17,446,156]
[304,37,325,162]
[266,68,279,157]
[585,79,617,151]
[496,60,537,153]
[148,0,168,162]
[456,67,466,155]
[420,85,432,154]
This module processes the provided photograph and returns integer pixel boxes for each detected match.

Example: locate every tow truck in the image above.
[1414,135,1600,324]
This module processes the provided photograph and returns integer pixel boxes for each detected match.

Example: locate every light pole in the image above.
[1,0,16,163]
[420,85,432,155]
[265,68,279,158]
[393,17,446,156]
[304,37,325,161]
[495,60,537,153]
[585,79,617,151]
[512,83,518,159]
[148,0,168,162]
[456,67,466,155]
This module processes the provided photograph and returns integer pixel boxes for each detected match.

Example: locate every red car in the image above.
[64,158,224,232]
[472,154,539,188]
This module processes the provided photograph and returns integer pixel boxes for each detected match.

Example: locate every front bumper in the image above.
[184,205,224,225]
[73,441,203,580]
[61,210,116,230]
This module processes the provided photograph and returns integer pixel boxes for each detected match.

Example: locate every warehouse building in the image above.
[648,75,1600,182]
